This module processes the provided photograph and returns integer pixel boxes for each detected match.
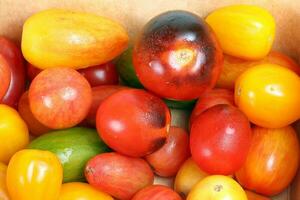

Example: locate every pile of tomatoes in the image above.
[0,4,299,200]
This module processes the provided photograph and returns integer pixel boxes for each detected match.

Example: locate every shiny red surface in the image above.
[132,185,182,200]
[0,55,11,100]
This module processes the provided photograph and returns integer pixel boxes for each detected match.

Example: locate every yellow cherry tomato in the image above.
[6,149,63,200]
[235,64,300,128]
[0,162,9,200]
[206,5,275,60]
[59,182,113,200]
[0,104,29,163]
[187,175,247,200]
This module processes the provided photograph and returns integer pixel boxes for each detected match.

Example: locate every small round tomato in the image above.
[132,185,182,200]
[187,175,247,200]
[0,163,9,200]
[190,104,252,175]
[235,64,300,128]
[0,55,10,100]
[133,10,223,100]
[59,182,113,200]
[235,126,300,196]
[0,104,29,163]
[96,89,171,157]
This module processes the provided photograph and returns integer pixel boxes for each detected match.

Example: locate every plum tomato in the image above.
[133,10,223,100]
[0,55,11,100]
[132,185,182,200]
[189,88,234,128]
[0,36,26,107]
[235,64,300,128]
[235,126,300,196]
[190,104,252,175]
[28,68,92,129]
[145,126,190,177]
[96,89,171,157]
[85,152,154,200]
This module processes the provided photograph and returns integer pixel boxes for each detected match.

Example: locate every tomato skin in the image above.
[133,10,223,100]
[235,64,300,128]
[6,149,63,200]
[132,185,182,200]
[96,89,171,157]
[235,126,300,196]
[0,55,11,100]
[145,126,190,177]
[245,190,271,200]
[190,104,252,175]
[0,36,25,107]
[0,163,9,200]
[59,182,113,200]
[85,152,154,200]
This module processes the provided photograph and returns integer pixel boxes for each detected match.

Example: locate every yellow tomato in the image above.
[0,104,29,163]
[187,175,247,200]
[206,5,275,60]
[6,149,63,200]
[59,182,113,200]
[0,162,9,200]
[235,64,300,128]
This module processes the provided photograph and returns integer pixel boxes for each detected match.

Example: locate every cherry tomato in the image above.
[190,104,252,175]
[0,163,9,200]
[235,126,300,196]
[133,10,223,100]
[132,185,182,200]
[235,64,300,128]
[0,55,11,100]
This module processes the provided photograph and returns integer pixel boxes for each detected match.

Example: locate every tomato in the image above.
[132,185,182,200]
[245,190,271,200]
[59,182,113,200]
[190,104,252,175]
[145,126,190,177]
[187,175,247,200]
[235,126,300,196]
[0,104,29,163]
[0,36,26,107]
[133,10,223,100]
[235,64,300,128]
[27,62,41,81]
[6,149,63,200]
[206,5,275,60]
[0,55,11,100]
[0,163,9,200]
[217,52,300,90]
[96,89,171,157]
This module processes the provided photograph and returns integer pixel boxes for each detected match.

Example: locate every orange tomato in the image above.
[6,149,63,200]
[245,190,271,200]
[235,126,299,196]
[187,175,247,200]
[217,52,300,90]
[59,182,113,200]
[0,162,9,200]
[0,104,29,163]
[235,64,300,128]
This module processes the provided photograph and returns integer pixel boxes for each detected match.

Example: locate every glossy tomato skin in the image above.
[96,89,171,157]
[235,126,300,196]
[0,163,9,200]
[145,126,190,177]
[85,152,154,200]
[132,185,182,200]
[133,10,223,100]
[0,55,11,100]
[190,104,252,175]
[0,36,26,107]
[245,190,271,200]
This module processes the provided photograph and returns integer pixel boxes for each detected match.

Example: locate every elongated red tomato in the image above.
[0,55,10,101]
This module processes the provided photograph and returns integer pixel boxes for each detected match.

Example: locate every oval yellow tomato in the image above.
[235,64,300,128]
[0,104,29,163]
[6,149,63,200]
[206,5,275,60]
[0,162,9,200]
[187,175,247,200]
[59,182,113,200]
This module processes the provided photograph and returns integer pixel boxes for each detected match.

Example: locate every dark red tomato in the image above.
[190,104,252,175]
[0,36,26,107]
[145,126,190,177]
[0,55,11,100]
[132,185,182,200]
[96,89,171,157]
[27,62,42,81]
[84,85,128,127]
[133,10,223,100]
[189,89,234,128]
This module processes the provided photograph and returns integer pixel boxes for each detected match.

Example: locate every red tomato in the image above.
[0,36,25,107]
[190,104,252,175]
[0,55,11,100]
[133,11,223,100]
[132,185,182,200]
[96,89,171,157]
[236,126,300,196]
[145,126,190,177]
[27,63,42,81]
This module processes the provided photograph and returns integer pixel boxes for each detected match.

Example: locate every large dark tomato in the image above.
[0,36,26,107]
[0,55,11,100]
[133,11,223,100]
[96,89,171,157]
[190,104,252,175]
